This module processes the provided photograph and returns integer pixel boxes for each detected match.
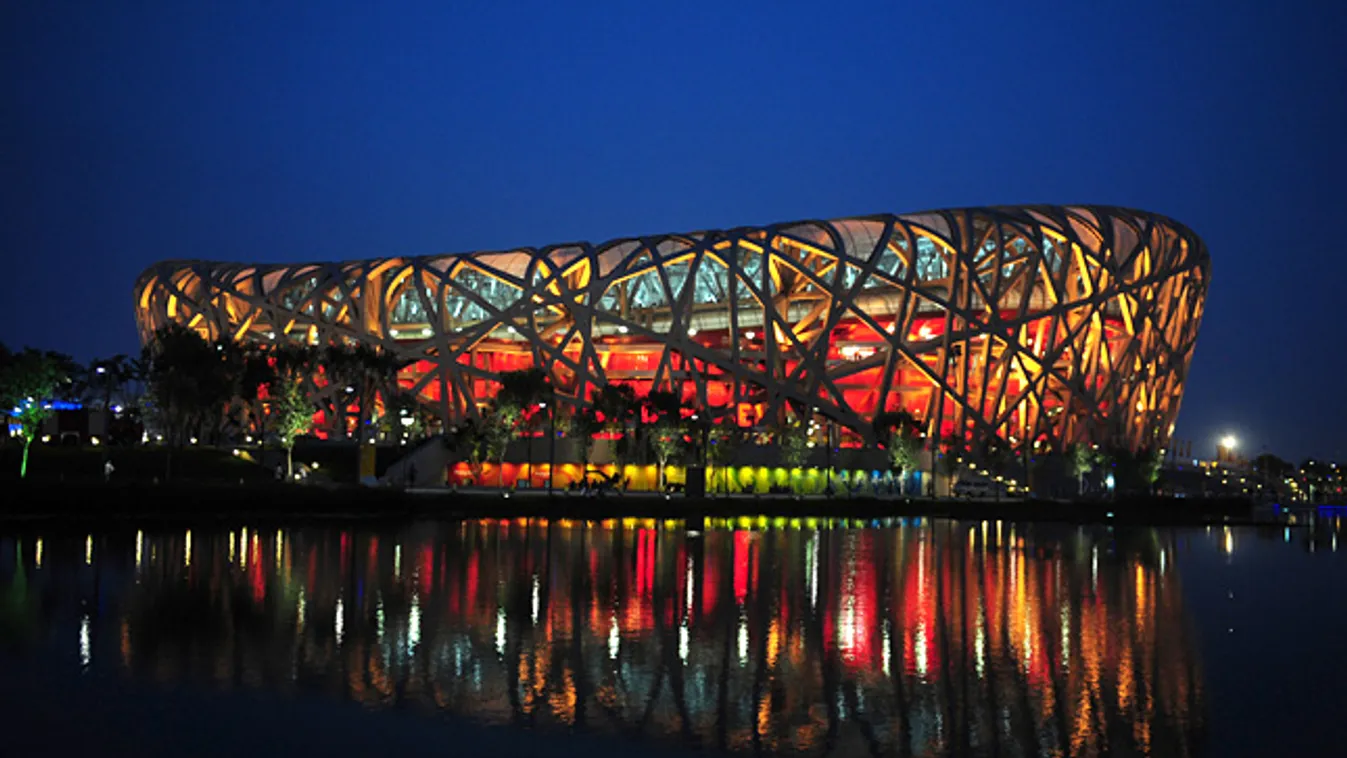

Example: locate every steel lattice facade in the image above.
[134,205,1208,452]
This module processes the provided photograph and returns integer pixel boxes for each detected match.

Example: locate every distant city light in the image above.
[1221,434,1238,449]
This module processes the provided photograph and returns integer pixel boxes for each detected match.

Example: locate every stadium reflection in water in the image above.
[4,518,1203,756]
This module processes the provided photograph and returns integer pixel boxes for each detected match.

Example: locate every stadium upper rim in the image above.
[135,205,1208,273]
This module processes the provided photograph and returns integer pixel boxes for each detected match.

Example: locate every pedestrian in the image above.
[103,459,115,483]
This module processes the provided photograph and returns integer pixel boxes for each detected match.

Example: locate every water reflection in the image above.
[1,518,1207,756]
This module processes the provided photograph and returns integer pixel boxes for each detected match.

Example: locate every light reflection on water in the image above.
[2,517,1215,756]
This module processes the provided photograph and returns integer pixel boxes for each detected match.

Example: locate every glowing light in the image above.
[135,530,143,568]
[335,597,345,646]
[687,327,698,336]
[1221,434,1238,449]
[394,545,402,578]
[608,614,620,660]
[85,535,92,565]
[531,575,540,623]
[185,530,192,567]
[35,538,43,568]
[744,330,756,340]
[679,624,690,663]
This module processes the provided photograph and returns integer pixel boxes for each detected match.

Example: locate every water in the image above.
[2,516,1344,756]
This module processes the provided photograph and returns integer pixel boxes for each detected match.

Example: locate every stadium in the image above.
[134,205,1208,460]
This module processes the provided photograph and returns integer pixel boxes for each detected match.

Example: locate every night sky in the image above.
[3,1,1344,462]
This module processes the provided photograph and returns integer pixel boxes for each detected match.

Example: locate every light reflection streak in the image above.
[79,613,91,669]
[409,595,421,650]
[737,612,748,667]
[24,520,1204,757]
[85,535,92,565]
[495,607,506,656]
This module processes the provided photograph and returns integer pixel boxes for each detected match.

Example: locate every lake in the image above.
[2,514,1344,756]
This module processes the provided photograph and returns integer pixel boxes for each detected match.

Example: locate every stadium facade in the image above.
[134,205,1208,454]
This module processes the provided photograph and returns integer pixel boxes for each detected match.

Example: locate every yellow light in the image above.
[1221,434,1237,449]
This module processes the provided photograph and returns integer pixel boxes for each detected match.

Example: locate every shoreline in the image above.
[0,480,1274,527]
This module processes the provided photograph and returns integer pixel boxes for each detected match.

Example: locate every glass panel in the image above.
[915,237,948,281]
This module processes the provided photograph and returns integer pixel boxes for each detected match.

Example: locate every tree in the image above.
[875,411,923,496]
[85,354,131,413]
[0,348,70,478]
[321,343,403,444]
[565,406,605,482]
[979,436,1014,501]
[649,419,685,491]
[643,389,684,421]
[1069,443,1101,496]
[593,383,638,454]
[482,404,518,488]
[271,377,313,479]
[496,368,551,484]
[773,420,811,494]
[888,435,922,496]
[936,433,967,497]
[143,325,219,448]
[381,389,431,445]
[706,416,743,494]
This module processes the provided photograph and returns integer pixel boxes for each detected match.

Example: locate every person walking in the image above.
[103,459,115,483]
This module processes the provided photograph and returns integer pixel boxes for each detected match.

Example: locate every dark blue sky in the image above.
[4,1,1344,461]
